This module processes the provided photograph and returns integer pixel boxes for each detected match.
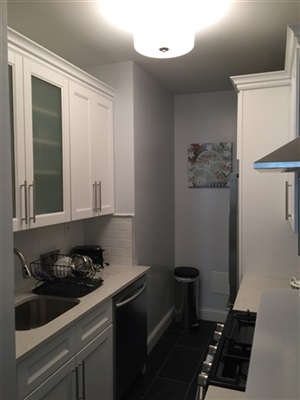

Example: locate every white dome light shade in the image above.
[134,28,195,59]
[98,0,232,58]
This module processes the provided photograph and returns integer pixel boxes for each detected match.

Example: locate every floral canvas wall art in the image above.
[188,142,232,188]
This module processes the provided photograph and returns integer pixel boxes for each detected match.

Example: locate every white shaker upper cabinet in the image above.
[69,80,114,220]
[9,50,70,231]
[286,46,300,233]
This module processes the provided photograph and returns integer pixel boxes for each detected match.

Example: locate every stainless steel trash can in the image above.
[174,266,199,328]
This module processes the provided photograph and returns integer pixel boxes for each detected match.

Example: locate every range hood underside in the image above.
[253,137,300,172]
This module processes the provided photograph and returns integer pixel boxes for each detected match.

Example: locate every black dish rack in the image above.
[30,253,103,298]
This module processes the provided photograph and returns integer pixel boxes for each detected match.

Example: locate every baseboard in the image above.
[147,306,228,354]
[147,307,174,354]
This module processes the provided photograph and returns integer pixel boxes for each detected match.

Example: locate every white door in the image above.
[8,49,26,232]
[23,58,70,229]
[92,93,114,216]
[69,81,95,220]
[70,81,114,220]
[9,49,70,231]
[76,325,113,400]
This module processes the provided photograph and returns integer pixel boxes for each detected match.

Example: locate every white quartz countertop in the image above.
[233,275,290,312]
[15,264,149,361]
[246,288,300,400]
[206,275,291,400]
[206,386,246,400]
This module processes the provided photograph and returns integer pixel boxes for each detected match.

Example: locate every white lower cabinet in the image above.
[17,300,113,400]
[23,325,113,400]
[76,325,113,400]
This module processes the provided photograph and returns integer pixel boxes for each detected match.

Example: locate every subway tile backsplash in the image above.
[14,214,135,292]
[83,214,135,266]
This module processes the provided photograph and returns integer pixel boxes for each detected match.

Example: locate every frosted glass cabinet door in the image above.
[22,58,70,229]
[31,76,63,214]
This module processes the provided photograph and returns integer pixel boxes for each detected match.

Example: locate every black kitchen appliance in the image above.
[72,245,105,269]
[113,275,147,400]
[197,309,257,399]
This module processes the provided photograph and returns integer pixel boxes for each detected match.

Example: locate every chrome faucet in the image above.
[14,248,31,279]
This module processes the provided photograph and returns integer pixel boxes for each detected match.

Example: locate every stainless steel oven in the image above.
[197,309,256,399]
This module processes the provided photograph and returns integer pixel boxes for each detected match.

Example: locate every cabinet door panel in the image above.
[8,49,26,231]
[23,58,70,228]
[69,81,94,220]
[287,47,300,232]
[92,93,114,215]
[77,325,113,400]
[70,81,114,220]
[31,76,63,214]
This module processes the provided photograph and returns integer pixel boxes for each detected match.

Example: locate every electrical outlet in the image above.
[212,271,229,295]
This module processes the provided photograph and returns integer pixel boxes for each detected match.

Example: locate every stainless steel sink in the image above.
[15,295,80,330]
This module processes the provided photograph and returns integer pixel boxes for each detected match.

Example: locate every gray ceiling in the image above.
[7,0,300,94]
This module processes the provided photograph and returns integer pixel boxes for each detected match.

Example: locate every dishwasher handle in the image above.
[115,282,147,308]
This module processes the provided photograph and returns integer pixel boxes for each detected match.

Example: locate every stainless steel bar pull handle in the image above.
[98,181,102,212]
[75,366,80,400]
[82,361,86,400]
[93,181,97,213]
[285,180,292,220]
[76,363,84,400]
[21,180,28,224]
[28,181,36,223]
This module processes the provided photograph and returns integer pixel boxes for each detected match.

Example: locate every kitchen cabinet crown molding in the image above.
[284,24,300,78]
[230,71,291,93]
[231,24,299,93]
[7,27,116,99]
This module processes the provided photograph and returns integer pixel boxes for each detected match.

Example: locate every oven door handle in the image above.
[197,373,208,400]
[115,282,147,308]
[195,383,206,400]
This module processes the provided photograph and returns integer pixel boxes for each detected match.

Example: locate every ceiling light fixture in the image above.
[98,0,232,59]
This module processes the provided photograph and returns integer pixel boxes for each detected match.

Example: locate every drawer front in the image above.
[76,299,112,350]
[17,328,76,399]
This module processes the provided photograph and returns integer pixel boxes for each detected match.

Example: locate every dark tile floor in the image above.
[121,319,216,400]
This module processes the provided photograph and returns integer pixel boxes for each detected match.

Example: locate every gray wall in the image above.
[0,1,17,397]
[85,62,175,337]
[174,90,237,321]
[133,63,175,335]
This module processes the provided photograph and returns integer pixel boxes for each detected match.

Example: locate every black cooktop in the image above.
[208,309,257,391]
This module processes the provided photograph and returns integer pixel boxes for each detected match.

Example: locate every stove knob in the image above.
[213,330,222,342]
[202,361,212,373]
[209,344,217,355]
[198,372,208,388]
[216,323,224,332]
[198,373,208,400]
[206,345,217,363]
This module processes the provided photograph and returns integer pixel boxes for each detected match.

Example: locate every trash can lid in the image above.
[174,266,199,278]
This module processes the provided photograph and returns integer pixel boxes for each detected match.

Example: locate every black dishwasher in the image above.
[113,275,147,400]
